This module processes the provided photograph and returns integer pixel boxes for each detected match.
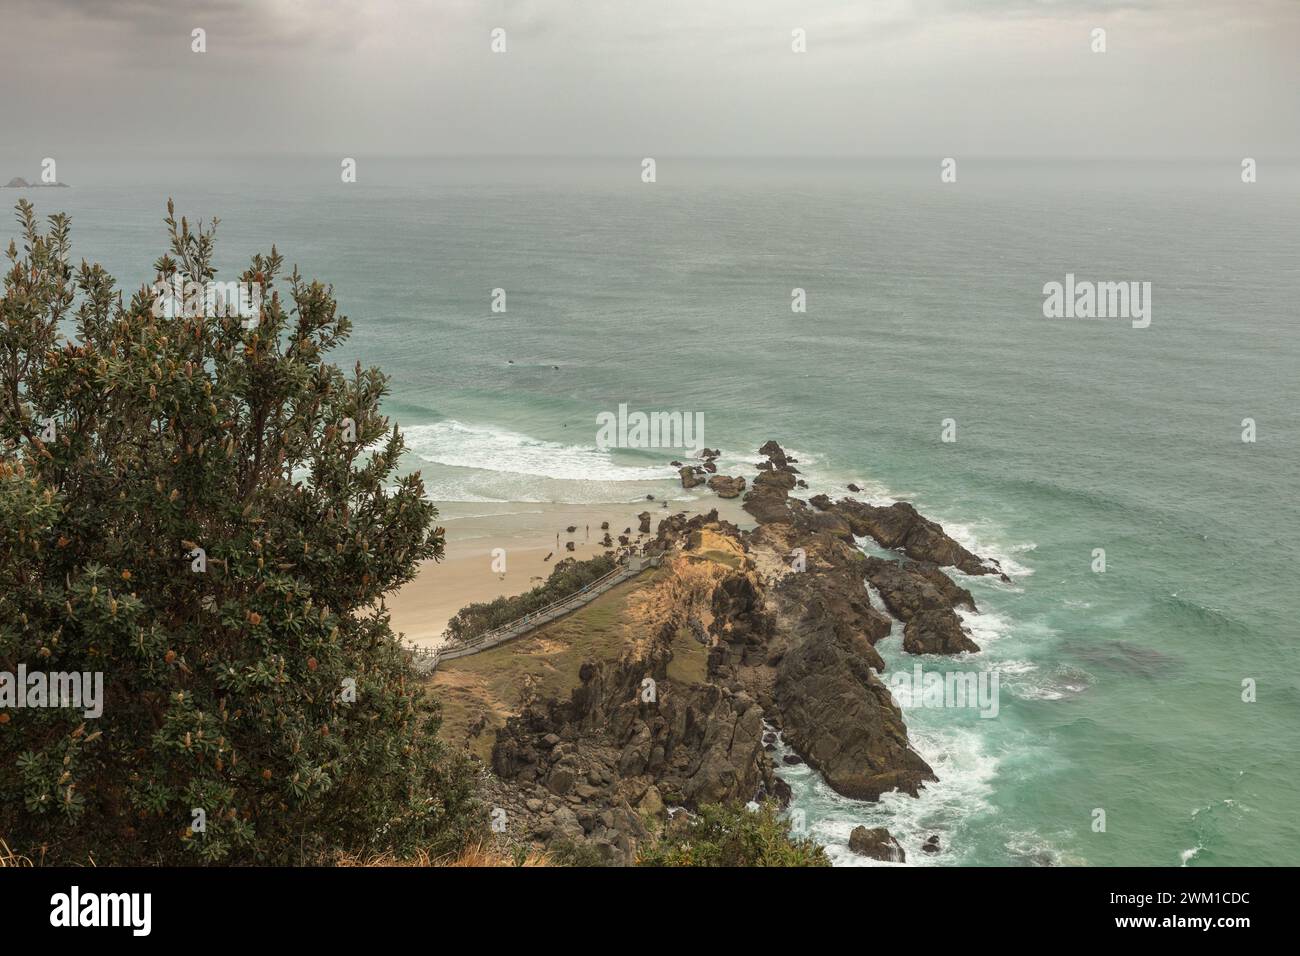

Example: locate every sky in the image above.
[1,0,1297,162]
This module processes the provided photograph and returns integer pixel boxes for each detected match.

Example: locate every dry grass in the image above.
[335,840,551,867]
[0,838,34,868]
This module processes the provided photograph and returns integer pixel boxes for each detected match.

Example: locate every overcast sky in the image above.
[2,0,1297,160]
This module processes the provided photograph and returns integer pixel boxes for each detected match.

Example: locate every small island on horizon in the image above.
[3,176,70,188]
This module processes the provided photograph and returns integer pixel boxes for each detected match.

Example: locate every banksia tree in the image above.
[0,200,479,863]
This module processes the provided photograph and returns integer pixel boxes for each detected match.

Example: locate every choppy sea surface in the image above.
[16,155,1299,865]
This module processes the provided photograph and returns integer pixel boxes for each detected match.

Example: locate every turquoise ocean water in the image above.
[14,155,1299,866]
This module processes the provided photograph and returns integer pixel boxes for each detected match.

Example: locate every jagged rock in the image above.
[600,521,610,530]
[830,499,1003,578]
[566,525,577,533]
[922,835,941,854]
[702,460,717,474]
[742,469,800,524]
[860,556,979,655]
[759,439,791,469]
[638,786,665,816]
[774,619,936,800]
[679,466,704,489]
[903,609,979,655]
[847,483,862,493]
[861,556,975,615]
[637,512,651,534]
[565,541,576,552]
[849,826,906,862]
[548,768,576,795]
[701,448,720,458]
[549,806,583,840]
[707,474,745,499]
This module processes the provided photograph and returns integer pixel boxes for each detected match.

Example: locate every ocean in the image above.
[14,154,1299,866]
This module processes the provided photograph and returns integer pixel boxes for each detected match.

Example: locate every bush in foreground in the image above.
[0,201,480,864]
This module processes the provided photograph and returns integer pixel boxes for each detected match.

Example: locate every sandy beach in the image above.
[387,494,751,648]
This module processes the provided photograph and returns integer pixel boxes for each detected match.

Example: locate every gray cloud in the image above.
[1,0,1296,161]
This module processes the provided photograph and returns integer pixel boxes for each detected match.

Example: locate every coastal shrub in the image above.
[445,553,618,643]
[0,200,481,864]
[636,801,830,867]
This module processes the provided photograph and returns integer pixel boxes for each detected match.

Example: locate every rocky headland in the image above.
[433,440,1006,864]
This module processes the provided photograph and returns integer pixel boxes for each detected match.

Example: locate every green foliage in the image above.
[444,553,617,643]
[0,200,481,864]
[636,801,829,867]
[547,837,612,867]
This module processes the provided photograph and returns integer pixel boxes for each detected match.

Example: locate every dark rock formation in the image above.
[464,439,1009,862]
[849,826,906,862]
[679,466,703,489]
[758,439,792,471]
[707,474,745,499]
[812,496,1006,580]
[773,621,935,800]
[860,556,980,655]
[742,469,800,524]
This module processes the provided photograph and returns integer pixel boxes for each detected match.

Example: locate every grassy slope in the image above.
[428,568,664,763]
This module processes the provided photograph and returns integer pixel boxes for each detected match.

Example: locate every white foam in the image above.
[405,419,673,482]
[942,520,1037,578]
[776,719,1001,867]
[957,606,1014,648]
